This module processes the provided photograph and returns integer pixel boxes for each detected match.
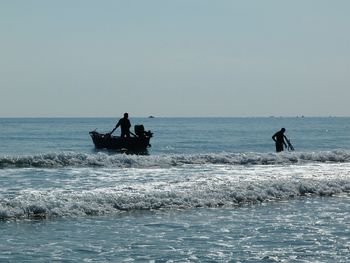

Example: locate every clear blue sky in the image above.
[1,0,349,117]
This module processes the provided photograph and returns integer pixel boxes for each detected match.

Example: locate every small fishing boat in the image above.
[89,125,152,152]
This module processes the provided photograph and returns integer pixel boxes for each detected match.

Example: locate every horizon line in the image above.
[0,115,348,119]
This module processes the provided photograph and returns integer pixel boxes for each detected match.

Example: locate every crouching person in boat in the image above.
[110,112,131,138]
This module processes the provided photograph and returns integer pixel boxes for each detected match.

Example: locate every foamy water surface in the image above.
[1,118,350,262]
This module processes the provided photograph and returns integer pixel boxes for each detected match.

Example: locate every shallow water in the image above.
[2,196,349,262]
[1,117,350,262]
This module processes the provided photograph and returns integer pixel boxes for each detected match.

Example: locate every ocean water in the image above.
[1,117,350,262]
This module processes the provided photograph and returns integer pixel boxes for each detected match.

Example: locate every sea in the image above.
[0,117,350,262]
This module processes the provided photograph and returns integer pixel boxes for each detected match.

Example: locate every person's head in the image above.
[123,112,129,118]
[281,128,286,133]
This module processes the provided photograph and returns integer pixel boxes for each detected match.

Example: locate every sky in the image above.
[0,0,349,117]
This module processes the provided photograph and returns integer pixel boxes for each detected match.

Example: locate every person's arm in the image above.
[110,120,121,134]
[272,133,277,142]
[110,127,116,134]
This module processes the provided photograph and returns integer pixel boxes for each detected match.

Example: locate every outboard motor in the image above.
[134,125,153,138]
[135,125,145,137]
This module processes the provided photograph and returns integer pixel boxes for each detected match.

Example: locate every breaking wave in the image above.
[1,175,350,220]
[1,150,350,169]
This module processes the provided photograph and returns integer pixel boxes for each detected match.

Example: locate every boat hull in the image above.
[89,131,152,152]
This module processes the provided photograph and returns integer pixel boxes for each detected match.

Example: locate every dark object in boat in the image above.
[89,125,152,152]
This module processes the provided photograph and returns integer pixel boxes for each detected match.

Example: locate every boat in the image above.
[89,125,153,152]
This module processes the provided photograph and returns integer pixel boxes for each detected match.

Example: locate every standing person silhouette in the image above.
[110,113,131,138]
[272,128,288,152]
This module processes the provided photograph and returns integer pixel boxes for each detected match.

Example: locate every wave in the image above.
[1,175,350,220]
[1,150,350,169]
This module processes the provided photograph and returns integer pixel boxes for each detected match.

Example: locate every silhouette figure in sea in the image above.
[272,128,288,152]
[110,112,131,138]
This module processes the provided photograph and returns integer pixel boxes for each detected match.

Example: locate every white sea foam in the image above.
[1,150,350,169]
[1,162,350,219]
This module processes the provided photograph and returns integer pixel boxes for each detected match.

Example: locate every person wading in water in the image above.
[272,128,289,152]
